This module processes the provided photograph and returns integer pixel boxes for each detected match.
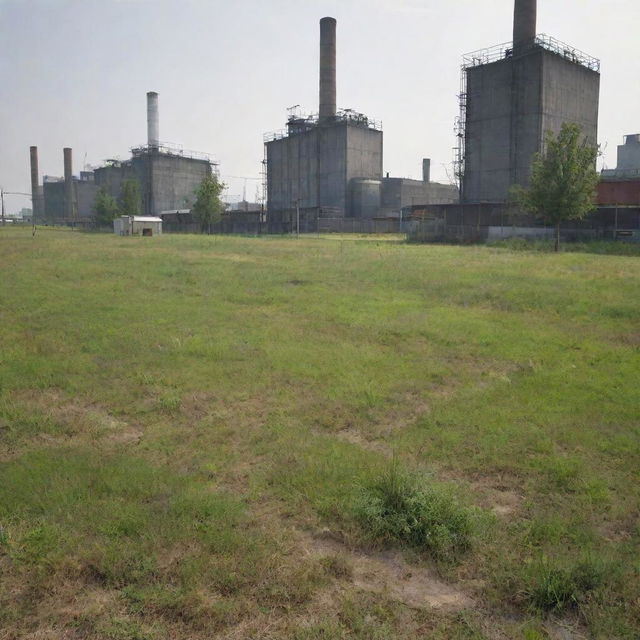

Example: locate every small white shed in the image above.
[114,216,163,237]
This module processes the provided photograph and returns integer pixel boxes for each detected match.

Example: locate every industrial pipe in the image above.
[319,17,337,121]
[147,91,159,148]
[513,0,537,52]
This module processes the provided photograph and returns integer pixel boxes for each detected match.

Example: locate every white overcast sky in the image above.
[1,0,638,212]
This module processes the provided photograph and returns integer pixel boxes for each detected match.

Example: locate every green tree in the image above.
[94,187,120,227]
[517,123,599,251]
[119,179,142,216]
[192,174,225,234]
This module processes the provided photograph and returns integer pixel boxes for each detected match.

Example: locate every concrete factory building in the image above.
[459,0,600,203]
[32,92,215,225]
[265,17,457,230]
[94,92,214,218]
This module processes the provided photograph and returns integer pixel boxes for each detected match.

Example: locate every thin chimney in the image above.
[147,91,159,148]
[422,158,431,183]
[513,0,537,52]
[319,17,337,121]
[63,147,75,221]
[30,146,40,220]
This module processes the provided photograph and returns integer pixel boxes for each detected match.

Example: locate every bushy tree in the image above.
[94,187,120,227]
[517,123,599,251]
[119,179,142,216]
[193,174,225,234]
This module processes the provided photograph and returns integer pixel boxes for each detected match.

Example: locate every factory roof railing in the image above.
[264,108,382,142]
[601,168,640,180]
[131,142,218,164]
[463,34,600,72]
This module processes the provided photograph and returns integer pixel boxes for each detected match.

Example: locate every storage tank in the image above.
[350,178,381,218]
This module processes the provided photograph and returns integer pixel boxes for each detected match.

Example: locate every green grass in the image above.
[1,227,639,638]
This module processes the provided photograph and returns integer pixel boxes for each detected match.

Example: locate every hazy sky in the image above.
[1,0,638,213]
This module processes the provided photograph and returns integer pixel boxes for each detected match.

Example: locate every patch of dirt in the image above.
[106,427,143,445]
[543,619,589,640]
[179,391,216,422]
[435,470,524,519]
[300,531,473,611]
[475,483,523,517]
[333,428,393,456]
[9,389,142,449]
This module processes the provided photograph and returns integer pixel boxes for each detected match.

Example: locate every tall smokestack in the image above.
[63,148,75,221]
[513,0,537,52]
[147,91,159,148]
[29,146,40,220]
[319,17,337,121]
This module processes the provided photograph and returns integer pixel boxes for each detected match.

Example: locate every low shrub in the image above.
[352,462,475,561]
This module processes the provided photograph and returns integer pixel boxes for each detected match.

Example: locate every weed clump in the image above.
[352,463,475,561]
[526,555,612,612]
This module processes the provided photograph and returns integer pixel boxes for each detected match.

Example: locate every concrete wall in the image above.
[143,153,211,215]
[318,124,348,212]
[618,136,640,171]
[463,47,600,203]
[94,164,135,201]
[266,128,320,213]
[381,178,458,211]
[43,181,64,222]
[540,51,599,147]
[43,179,98,222]
[463,57,514,203]
[350,179,381,218]
[345,125,383,192]
[76,181,99,219]
[95,153,211,217]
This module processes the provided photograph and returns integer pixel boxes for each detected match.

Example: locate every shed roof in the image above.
[131,216,163,223]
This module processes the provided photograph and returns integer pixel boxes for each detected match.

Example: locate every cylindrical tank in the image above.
[319,17,337,121]
[147,91,159,148]
[350,178,381,218]
[513,0,536,52]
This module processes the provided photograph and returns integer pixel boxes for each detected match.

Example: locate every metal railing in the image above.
[601,168,640,179]
[463,34,600,72]
[130,141,217,164]
[264,108,382,142]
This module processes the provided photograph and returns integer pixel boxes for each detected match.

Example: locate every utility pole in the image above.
[296,199,300,238]
[1,189,5,226]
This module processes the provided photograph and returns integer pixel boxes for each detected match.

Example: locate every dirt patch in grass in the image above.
[300,530,473,611]
[333,428,393,457]
[470,480,524,518]
[3,390,142,455]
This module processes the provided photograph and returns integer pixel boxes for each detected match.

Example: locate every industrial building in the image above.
[42,147,98,224]
[94,92,215,217]
[32,92,216,225]
[265,18,456,230]
[458,0,600,203]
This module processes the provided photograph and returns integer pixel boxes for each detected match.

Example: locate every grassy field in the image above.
[1,227,638,639]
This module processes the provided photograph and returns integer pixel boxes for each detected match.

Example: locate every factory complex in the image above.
[24,0,640,240]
